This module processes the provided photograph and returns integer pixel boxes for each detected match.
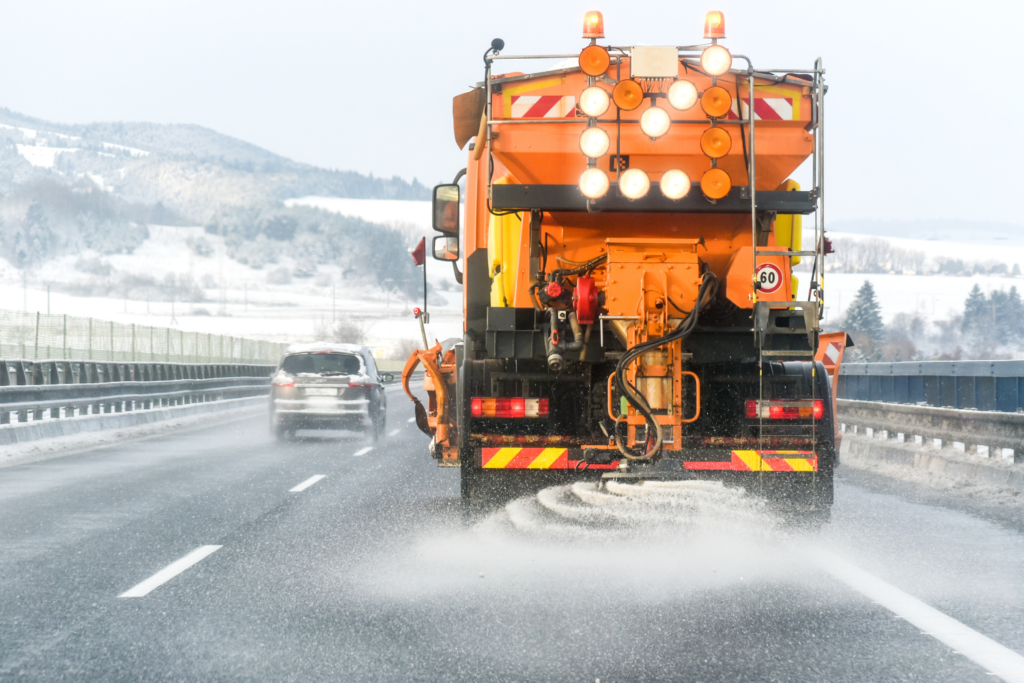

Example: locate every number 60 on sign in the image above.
[756,263,783,294]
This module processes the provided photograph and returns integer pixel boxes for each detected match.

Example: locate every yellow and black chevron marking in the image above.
[683,450,817,471]
[481,448,569,469]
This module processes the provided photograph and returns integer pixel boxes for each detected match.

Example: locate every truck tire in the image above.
[460,459,479,501]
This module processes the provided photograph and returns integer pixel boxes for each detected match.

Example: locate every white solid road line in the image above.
[289,474,326,493]
[819,553,1024,683]
[353,447,373,457]
[119,545,222,598]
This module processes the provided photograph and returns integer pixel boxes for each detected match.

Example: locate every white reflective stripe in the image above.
[825,343,841,364]
[819,553,1024,682]
[546,96,575,118]
[510,95,576,118]
[763,97,793,120]
[731,99,758,120]
[119,546,222,598]
[290,474,326,492]
[511,96,540,118]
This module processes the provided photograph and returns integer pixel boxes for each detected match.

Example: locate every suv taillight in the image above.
[471,397,549,418]
[746,399,823,420]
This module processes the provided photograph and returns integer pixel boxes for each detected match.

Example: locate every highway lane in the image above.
[1,388,1023,681]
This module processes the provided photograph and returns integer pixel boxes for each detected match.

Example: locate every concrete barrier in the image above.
[837,399,1023,463]
[840,432,1024,494]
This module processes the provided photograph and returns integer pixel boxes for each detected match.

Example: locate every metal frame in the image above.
[490,184,816,214]
[481,47,826,315]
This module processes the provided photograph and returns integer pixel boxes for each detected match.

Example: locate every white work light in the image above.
[659,170,691,200]
[639,106,671,139]
[618,168,650,200]
[701,45,732,76]
[579,127,610,158]
[579,86,610,117]
[578,168,610,199]
[667,80,698,111]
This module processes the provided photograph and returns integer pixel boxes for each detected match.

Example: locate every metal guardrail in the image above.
[837,399,1022,464]
[0,377,271,424]
[1,358,273,386]
[0,358,273,426]
[838,361,1024,413]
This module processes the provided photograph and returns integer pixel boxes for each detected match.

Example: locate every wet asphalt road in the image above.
[1,386,1023,682]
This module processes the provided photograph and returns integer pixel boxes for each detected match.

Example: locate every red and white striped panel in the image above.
[726,97,794,121]
[510,95,577,119]
[822,341,842,366]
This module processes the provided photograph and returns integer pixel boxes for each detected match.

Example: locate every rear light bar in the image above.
[471,397,550,418]
[745,399,823,420]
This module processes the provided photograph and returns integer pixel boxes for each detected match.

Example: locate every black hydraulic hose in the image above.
[548,253,607,283]
[613,273,719,461]
[735,77,750,183]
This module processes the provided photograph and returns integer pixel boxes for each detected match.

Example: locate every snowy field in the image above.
[3,196,1022,356]
[0,198,464,358]
[816,231,1024,326]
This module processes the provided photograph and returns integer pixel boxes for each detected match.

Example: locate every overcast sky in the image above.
[1,0,1020,225]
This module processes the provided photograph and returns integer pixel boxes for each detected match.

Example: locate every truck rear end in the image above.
[404,10,847,521]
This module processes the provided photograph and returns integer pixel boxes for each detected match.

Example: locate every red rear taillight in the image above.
[348,382,374,388]
[747,399,824,420]
[471,397,549,418]
[272,379,295,388]
[769,405,800,420]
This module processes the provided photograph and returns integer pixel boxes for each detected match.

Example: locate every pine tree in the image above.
[23,201,52,267]
[844,280,884,342]
[1000,287,1024,345]
[962,284,988,336]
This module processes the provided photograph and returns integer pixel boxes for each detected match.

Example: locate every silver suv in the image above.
[269,343,393,441]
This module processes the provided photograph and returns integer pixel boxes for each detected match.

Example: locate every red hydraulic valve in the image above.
[545,281,563,298]
[573,276,599,325]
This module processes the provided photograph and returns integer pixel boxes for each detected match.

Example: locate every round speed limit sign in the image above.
[756,263,783,294]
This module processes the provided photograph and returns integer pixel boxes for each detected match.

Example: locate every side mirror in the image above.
[432,184,460,234]
[380,372,395,383]
[432,235,459,262]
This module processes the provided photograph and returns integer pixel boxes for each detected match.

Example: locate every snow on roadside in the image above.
[0,402,263,470]
[842,442,1024,509]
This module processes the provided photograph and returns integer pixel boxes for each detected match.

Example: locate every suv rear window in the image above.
[281,353,363,376]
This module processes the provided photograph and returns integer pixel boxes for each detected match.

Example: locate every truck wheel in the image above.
[460,460,478,501]
[274,424,292,442]
[376,405,387,440]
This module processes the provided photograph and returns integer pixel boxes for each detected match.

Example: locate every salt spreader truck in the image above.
[404,10,849,519]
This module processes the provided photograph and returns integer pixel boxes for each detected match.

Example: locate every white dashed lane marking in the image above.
[289,475,326,493]
[818,553,1024,682]
[407,417,416,423]
[119,545,222,598]
[388,429,400,437]
[353,447,373,457]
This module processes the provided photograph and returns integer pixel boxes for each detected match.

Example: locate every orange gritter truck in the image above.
[404,10,849,520]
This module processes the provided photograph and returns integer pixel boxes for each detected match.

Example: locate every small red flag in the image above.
[411,237,426,266]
